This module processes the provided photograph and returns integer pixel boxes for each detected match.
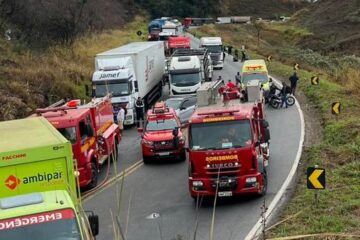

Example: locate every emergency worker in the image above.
[135,97,145,127]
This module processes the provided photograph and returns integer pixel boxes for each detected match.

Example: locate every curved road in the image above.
[83,36,303,240]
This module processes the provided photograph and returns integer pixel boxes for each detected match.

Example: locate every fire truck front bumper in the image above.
[188,173,263,198]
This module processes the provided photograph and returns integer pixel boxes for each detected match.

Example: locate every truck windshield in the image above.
[58,127,77,144]
[146,119,178,131]
[203,45,222,53]
[190,120,252,150]
[243,73,268,84]
[95,82,130,97]
[0,209,81,240]
[170,72,201,87]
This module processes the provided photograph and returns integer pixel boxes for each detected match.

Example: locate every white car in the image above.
[165,96,197,124]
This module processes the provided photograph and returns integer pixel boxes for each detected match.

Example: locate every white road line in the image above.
[244,77,305,240]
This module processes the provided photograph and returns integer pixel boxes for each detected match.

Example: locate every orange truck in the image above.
[32,96,121,189]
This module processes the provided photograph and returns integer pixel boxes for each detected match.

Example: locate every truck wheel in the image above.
[88,162,98,189]
[143,155,151,164]
[258,173,268,196]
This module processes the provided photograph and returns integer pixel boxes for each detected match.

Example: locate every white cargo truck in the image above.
[168,48,213,96]
[92,42,165,125]
[199,37,224,69]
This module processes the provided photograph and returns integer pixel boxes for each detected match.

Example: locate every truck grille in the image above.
[154,140,174,150]
[211,176,238,191]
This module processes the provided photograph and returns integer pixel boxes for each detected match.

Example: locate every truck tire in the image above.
[143,155,151,164]
[88,162,98,189]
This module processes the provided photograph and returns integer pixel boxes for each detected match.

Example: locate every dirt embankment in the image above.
[295,0,360,55]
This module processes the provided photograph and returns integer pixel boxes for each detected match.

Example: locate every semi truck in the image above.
[148,19,165,41]
[200,37,224,69]
[92,42,165,125]
[187,80,270,198]
[168,48,213,95]
[0,117,99,239]
[33,96,121,189]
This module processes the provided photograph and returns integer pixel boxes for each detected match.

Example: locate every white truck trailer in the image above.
[92,41,165,125]
[199,37,224,69]
[168,48,213,96]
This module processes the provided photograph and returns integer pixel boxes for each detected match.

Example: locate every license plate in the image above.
[158,152,170,156]
[218,191,232,197]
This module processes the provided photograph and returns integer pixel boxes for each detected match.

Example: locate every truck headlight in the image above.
[143,139,154,147]
[246,177,257,183]
[192,181,204,191]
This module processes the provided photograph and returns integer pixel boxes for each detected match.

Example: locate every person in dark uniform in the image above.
[289,72,299,95]
[135,97,144,127]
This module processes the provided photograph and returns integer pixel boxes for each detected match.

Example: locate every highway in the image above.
[83,36,304,240]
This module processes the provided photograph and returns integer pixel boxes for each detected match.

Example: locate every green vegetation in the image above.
[0,16,148,120]
[190,24,360,238]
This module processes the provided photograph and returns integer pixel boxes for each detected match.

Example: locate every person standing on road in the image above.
[241,50,246,62]
[235,72,241,86]
[117,107,125,133]
[226,79,236,89]
[135,97,145,128]
[280,82,289,108]
[289,72,299,95]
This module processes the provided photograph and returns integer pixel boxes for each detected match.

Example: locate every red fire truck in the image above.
[138,102,186,164]
[187,81,270,198]
[33,96,121,189]
[167,36,190,55]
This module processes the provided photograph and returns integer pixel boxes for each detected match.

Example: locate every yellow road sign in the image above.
[311,76,319,85]
[332,102,341,115]
[307,167,325,189]
[267,55,272,61]
[294,63,299,70]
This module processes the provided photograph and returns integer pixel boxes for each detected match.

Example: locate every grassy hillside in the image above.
[190,23,360,238]
[0,16,148,121]
[295,0,360,55]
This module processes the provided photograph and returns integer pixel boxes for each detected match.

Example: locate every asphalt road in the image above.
[83,36,303,240]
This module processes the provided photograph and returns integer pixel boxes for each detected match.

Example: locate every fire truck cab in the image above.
[138,102,186,164]
[33,96,121,189]
[187,80,270,198]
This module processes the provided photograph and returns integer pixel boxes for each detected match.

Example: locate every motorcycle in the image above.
[265,85,295,109]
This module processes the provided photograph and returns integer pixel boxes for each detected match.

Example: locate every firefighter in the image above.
[135,97,145,127]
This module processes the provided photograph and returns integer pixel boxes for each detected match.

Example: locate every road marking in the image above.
[82,160,144,202]
[245,76,305,240]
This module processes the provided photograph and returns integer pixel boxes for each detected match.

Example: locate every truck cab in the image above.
[168,48,213,96]
[0,191,99,240]
[138,102,186,164]
[200,37,224,69]
[187,81,270,199]
[34,97,120,189]
[167,36,190,56]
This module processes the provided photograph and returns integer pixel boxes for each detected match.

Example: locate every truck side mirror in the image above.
[262,120,269,128]
[172,127,179,137]
[264,128,270,142]
[137,127,143,133]
[88,214,99,236]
